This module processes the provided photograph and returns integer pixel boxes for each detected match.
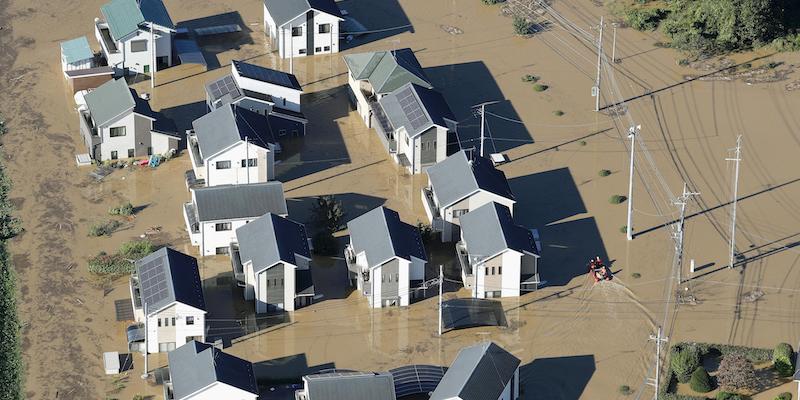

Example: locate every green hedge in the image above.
[0,127,24,399]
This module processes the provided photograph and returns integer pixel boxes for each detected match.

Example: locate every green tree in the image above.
[311,195,345,234]
[690,366,714,393]
[773,342,795,377]
[671,346,701,383]
[717,353,757,391]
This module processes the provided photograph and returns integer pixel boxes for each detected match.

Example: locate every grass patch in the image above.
[619,385,633,395]
[620,225,628,234]
[88,240,155,277]
[513,16,534,35]
[521,74,540,83]
[89,220,122,237]
[553,110,564,116]
[532,83,549,92]
[598,169,612,177]
[609,195,627,204]
[108,201,134,217]
[631,272,641,279]
[481,0,505,4]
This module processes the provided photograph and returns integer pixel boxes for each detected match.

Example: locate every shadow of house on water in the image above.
[509,168,608,287]
[337,0,413,51]
[176,11,254,71]
[520,355,596,400]
[425,61,532,153]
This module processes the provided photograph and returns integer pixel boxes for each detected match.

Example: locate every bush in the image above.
[553,110,565,116]
[0,119,6,135]
[109,202,134,216]
[717,353,756,391]
[772,34,800,52]
[311,195,345,234]
[88,220,122,237]
[513,16,533,35]
[717,392,747,400]
[312,232,338,256]
[609,195,627,204]
[631,272,641,278]
[775,393,792,400]
[690,366,713,393]
[88,253,134,276]
[0,243,23,400]
[619,385,632,395]
[521,74,539,83]
[119,240,154,260]
[599,169,611,177]
[532,84,549,92]
[481,0,505,4]
[671,346,701,383]
[620,225,628,234]
[417,222,435,245]
[579,140,587,146]
[623,7,668,31]
[773,342,794,377]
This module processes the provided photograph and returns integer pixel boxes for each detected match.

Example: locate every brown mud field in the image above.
[1,0,799,399]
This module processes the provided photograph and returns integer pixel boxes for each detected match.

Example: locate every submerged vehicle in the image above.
[588,256,613,283]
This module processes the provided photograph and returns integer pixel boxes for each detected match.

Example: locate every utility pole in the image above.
[611,23,618,63]
[289,23,294,74]
[472,100,500,157]
[647,326,668,400]
[726,135,743,268]
[594,16,604,112]
[150,22,155,89]
[438,265,443,336]
[141,302,149,380]
[245,136,250,184]
[626,125,640,241]
[673,183,699,284]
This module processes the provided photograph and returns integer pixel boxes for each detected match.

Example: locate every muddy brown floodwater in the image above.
[1,0,799,399]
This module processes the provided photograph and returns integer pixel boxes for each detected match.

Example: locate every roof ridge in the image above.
[380,207,397,257]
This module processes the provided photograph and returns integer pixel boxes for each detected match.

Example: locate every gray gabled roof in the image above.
[347,206,427,267]
[168,341,258,399]
[343,48,433,95]
[192,105,275,159]
[304,372,396,400]
[61,36,93,64]
[426,150,515,208]
[236,213,310,274]
[135,247,205,313]
[460,202,538,260]
[264,0,343,28]
[101,0,173,41]
[139,0,175,30]
[84,78,136,127]
[378,83,455,138]
[430,342,520,400]
[192,182,287,222]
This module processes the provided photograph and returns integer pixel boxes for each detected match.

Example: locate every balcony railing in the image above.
[344,244,371,295]
[456,241,473,277]
[421,187,444,230]
[369,100,397,153]
[229,243,246,287]
[129,276,143,309]
[184,202,200,234]
[95,22,119,54]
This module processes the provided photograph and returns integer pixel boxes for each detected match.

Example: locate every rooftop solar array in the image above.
[234,61,299,89]
[207,75,241,102]
[138,256,171,307]
[396,86,430,131]
[194,24,242,36]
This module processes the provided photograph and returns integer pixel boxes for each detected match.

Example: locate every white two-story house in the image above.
[183,182,288,256]
[78,78,179,161]
[345,206,427,308]
[422,150,516,242]
[430,341,521,400]
[188,105,277,188]
[205,60,308,136]
[127,247,206,354]
[165,341,259,400]
[263,0,344,59]
[377,82,459,174]
[230,213,314,314]
[457,202,541,299]
[95,0,175,75]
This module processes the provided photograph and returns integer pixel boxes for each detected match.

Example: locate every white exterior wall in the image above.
[199,219,251,256]
[269,10,340,59]
[119,28,172,74]
[467,191,516,216]
[145,303,205,354]
[151,132,177,155]
[254,262,297,313]
[500,251,522,298]
[244,262,256,300]
[309,11,340,55]
[62,58,94,73]
[349,74,371,124]
[398,258,410,306]
[98,112,138,160]
[180,382,258,400]
[204,142,272,187]
[232,65,302,112]
[371,262,382,308]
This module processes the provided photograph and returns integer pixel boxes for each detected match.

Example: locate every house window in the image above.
[186,316,195,325]
[323,45,330,51]
[395,273,399,282]
[157,318,162,327]
[110,126,126,137]
[298,49,307,55]
[278,129,287,137]
[171,317,176,326]
[292,26,302,36]
[491,267,495,275]
[215,222,232,231]
[147,147,153,156]
[498,266,502,275]
[110,151,118,160]
[215,160,231,169]
[215,246,229,255]
[241,158,257,167]
[128,149,134,158]
[131,40,148,52]
[163,317,169,327]
[452,209,468,218]
[485,267,489,276]
[291,129,299,137]
[318,23,331,34]
[315,47,322,52]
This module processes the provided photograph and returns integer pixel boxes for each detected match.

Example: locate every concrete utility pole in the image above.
[626,125,640,241]
[611,23,618,63]
[438,265,443,336]
[289,23,294,74]
[245,136,250,184]
[647,326,669,400]
[594,16,604,112]
[150,22,155,89]
[141,302,149,380]
[673,183,699,284]
[726,135,743,268]
[472,100,500,157]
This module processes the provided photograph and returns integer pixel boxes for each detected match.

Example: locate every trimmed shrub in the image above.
[599,169,612,177]
[532,84,549,92]
[513,16,533,35]
[773,342,794,377]
[717,353,756,391]
[609,195,627,204]
[620,225,628,234]
[553,110,565,116]
[717,392,746,400]
[109,202,134,216]
[631,272,641,278]
[88,220,122,237]
[689,366,713,393]
[521,74,539,83]
[775,393,792,400]
[671,346,701,383]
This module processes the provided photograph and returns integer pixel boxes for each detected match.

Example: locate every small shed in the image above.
[60,37,94,73]
[103,351,120,375]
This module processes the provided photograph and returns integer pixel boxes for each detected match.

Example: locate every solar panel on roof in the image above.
[139,257,170,307]
[235,62,293,87]
[396,86,430,131]
[194,24,242,36]
[208,75,241,102]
